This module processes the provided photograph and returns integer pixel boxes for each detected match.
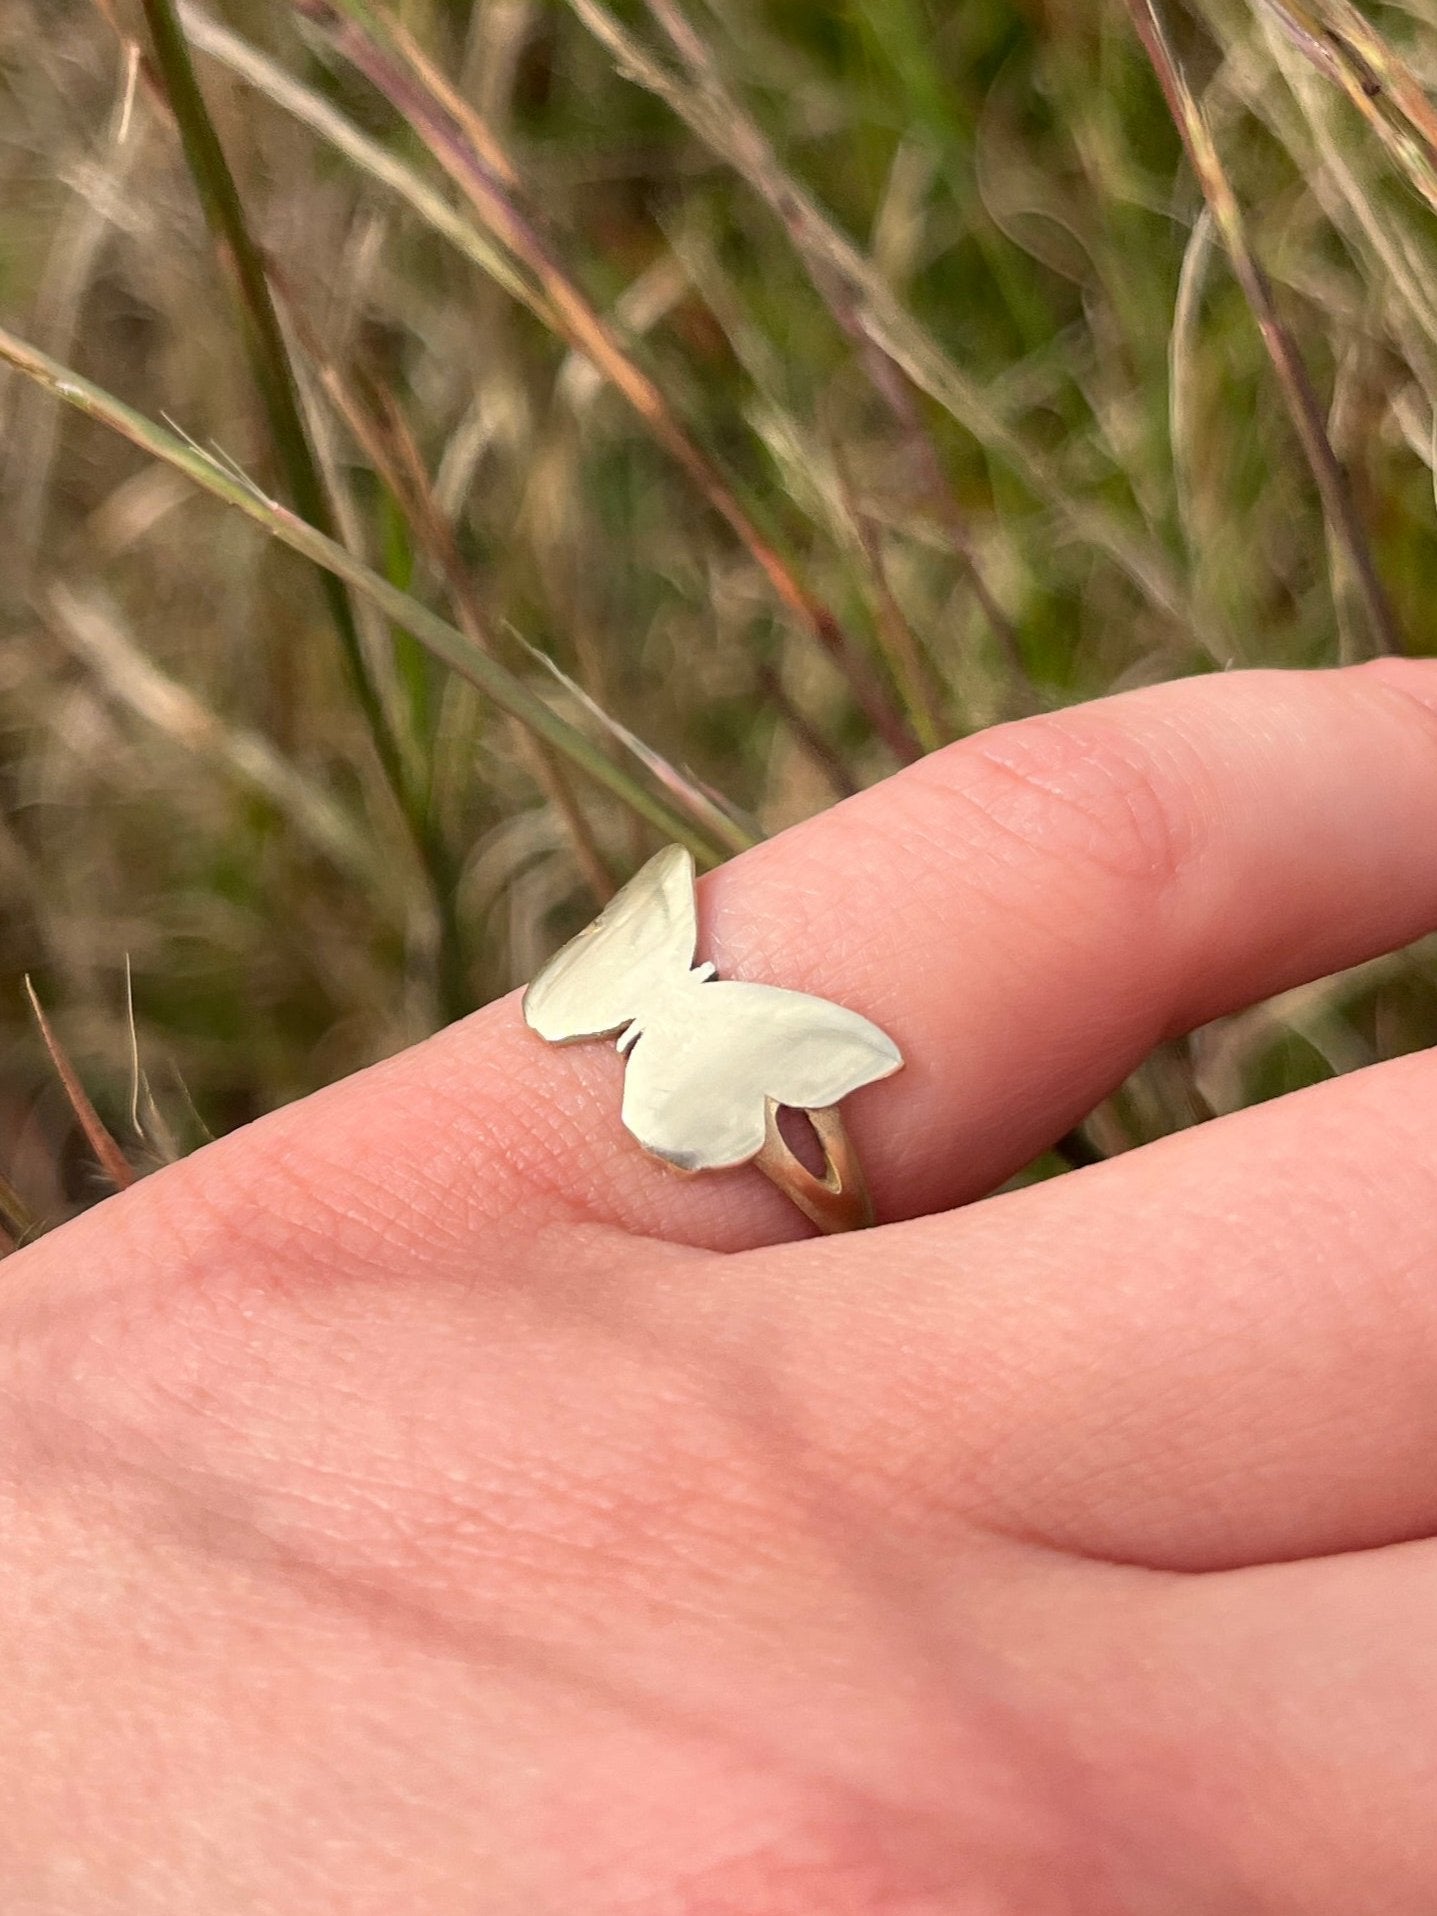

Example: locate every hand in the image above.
[7,663,1437,1914]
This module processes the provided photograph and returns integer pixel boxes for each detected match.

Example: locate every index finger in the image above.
[95,656,1436,1262]
[90,651,1433,1264]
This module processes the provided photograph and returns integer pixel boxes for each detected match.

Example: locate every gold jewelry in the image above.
[523,845,902,1233]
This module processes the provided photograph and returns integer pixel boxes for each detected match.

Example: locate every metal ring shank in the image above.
[752,1099,876,1234]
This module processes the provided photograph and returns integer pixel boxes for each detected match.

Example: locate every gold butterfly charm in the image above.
[522,844,902,1232]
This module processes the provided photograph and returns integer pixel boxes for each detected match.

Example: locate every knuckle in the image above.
[943,706,1207,895]
[1350,658,1437,755]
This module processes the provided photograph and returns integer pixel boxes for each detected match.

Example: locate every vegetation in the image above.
[3,0,1437,1235]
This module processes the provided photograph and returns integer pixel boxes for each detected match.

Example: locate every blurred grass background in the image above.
[4,0,1437,1237]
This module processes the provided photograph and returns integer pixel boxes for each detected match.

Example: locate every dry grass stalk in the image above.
[313,352,621,902]
[24,977,135,1191]
[564,0,1194,633]
[0,1170,37,1249]
[45,582,375,881]
[129,0,471,1016]
[825,426,945,755]
[178,3,548,316]
[0,320,737,864]
[1125,0,1402,659]
[1257,0,1437,215]
[514,636,761,855]
[302,0,921,763]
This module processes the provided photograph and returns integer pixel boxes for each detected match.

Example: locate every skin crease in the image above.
[10,666,1437,1911]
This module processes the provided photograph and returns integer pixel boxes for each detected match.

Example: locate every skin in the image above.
[6,663,1437,1913]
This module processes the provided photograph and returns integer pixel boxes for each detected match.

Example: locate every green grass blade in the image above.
[177,2,550,320]
[1124,0,1402,659]
[564,0,1196,637]
[304,0,920,763]
[0,324,745,866]
[137,0,471,1017]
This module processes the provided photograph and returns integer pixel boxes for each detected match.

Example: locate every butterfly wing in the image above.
[523,844,698,1043]
[621,978,902,1171]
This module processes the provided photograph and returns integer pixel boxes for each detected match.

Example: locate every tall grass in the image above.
[3,0,1437,1230]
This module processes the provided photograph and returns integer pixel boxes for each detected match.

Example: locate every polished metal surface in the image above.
[522,845,903,1179]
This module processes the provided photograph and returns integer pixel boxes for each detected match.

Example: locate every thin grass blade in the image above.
[0,323,736,866]
[134,0,470,1016]
[24,978,134,1192]
[302,0,920,763]
[1125,0,1402,659]
[563,0,1195,636]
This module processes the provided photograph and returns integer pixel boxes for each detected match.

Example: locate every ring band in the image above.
[522,845,903,1234]
[753,1101,875,1234]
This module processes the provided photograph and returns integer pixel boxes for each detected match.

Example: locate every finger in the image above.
[1080,1542,1437,1914]
[269,658,1437,1246]
[36,659,1437,1269]
[777,1043,1437,1572]
[960,1540,1437,1914]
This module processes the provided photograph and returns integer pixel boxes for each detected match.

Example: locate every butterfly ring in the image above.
[522,845,903,1233]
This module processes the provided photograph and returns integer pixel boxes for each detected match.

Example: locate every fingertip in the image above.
[1344,655,1437,714]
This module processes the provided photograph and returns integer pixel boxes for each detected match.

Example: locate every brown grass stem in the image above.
[24,977,134,1191]
[565,0,1194,637]
[45,581,376,883]
[1256,0,1437,217]
[0,1170,37,1248]
[301,0,920,763]
[134,0,473,1017]
[0,322,738,866]
[315,354,622,902]
[1124,0,1403,658]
